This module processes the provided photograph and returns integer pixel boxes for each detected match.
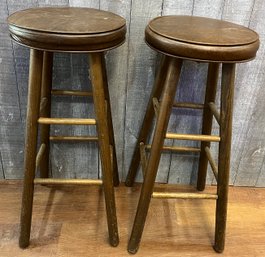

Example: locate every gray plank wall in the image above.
[0,0,264,187]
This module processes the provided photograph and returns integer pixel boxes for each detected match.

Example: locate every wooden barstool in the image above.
[126,16,259,254]
[7,7,126,248]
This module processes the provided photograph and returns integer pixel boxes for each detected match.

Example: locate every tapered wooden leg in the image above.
[214,63,235,253]
[39,52,53,178]
[197,63,220,191]
[127,58,183,254]
[19,49,43,248]
[100,53,119,186]
[125,55,171,187]
[89,52,119,247]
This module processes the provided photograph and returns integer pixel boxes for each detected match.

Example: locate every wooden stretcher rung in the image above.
[38,117,96,125]
[173,102,204,109]
[49,136,98,141]
[35,143,46,168]
[51,89,93,97]
[165,133,220,142]
[208,102,220,125]
[152,97,160,117]
[205,146,218,180]
[139,142,147,176]
[145,145,200,152]
[34,178,103,185]
[152,192,218,199]
[39,97,48,113]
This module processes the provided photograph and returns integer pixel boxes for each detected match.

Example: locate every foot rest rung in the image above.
[50,136,98,141]
[145,145,200,152]
[34,178,103,185]
[51,89,93,97]
[166,133,220,142]
[38,117,96,125]
[152,192,218,199]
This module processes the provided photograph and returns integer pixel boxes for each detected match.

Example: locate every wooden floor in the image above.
[0,181,264,257]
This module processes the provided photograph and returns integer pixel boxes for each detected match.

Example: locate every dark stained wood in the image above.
[19,49,43,248]
[127,58,183,254]
[126,13,259,255]
[125,55,170,186]
[7,7,126,52]
[39,51,53,178]
[89,52,119,247]
[145,16,259,62]
[197,63,220,191]
[214,63,236,253]
[100,53,119,187]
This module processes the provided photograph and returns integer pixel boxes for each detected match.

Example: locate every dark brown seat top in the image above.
[145,16,259,62]
[8,7,126,52]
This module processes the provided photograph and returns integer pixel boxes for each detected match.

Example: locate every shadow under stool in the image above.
[125,15,259,254]
[7,7,126,248]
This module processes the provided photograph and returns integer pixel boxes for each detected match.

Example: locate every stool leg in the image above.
[197,63,219,191]
[39,52,53,178]
[125,55,171,186]
[100,53,119,186]
[214,63,235,253]
[127,58,183,254]
[89,52,119,247]
[19,49,43,248]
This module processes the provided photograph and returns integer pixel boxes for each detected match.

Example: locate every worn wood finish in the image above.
[89,52,119,247]
[197,63,220,191]
[214,63,236,253]
[127,58,182,254]
[145,16,259,62]
[8,7,126,52]
[51,89,93,97]
[39,51,53,178]
[19,49,43,248]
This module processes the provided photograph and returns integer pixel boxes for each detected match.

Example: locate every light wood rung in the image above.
[51,89,93,97]
[152,192,218,199]
[205,146,218,180]
[208,102,220,125]
[34,178,103,186]
[166,133,220,142]
[36,143,46,168]
[145,145,200,152]
[173,102,204,109]
[50,136,98,141]
[38,118,96,125]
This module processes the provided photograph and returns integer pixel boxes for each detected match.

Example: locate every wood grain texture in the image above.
[0,181,265,256]
[1,0,265,186]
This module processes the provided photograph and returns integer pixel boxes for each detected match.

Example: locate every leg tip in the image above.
[110,237,119,247]
[19,239,29,249]
[213,244,224,253]
[127,246,139,254]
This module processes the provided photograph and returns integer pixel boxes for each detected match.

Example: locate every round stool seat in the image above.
[7,7,126,52]
[145,15,259,62]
